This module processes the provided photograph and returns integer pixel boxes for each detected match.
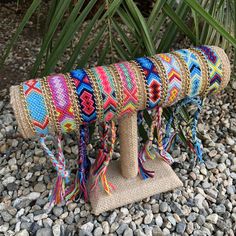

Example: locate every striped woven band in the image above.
[47,74,76,133]
[135,57,162,109]
[70,69,97,124]
[90,66,118,122]
[175,49,202,97]
[22,79,49,136]
[114,62,139,115]
[154,53,183,106]
[197,45,223,95]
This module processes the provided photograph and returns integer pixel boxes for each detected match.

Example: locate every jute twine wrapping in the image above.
[89,158,183,215]
[118,66,147,179]
[10,86,34,139]
[119,113,139,179]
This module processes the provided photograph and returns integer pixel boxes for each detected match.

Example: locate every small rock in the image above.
[67,202,77,211]
[34,213,48,221]
[53,207,63,217]
[232,81,236,90]
[0,223,9,232]
[159,202,168,212]
[205,160,217,170]
[80,222,94,233]
[176,222,186,234]
[52,224,60,236]
[2,176,16,186]
[116,223,128,234]
[107,211,117,224]
[26,192,41,200]
[7,182,18,191]
[93,227,103,236]
[34,183,46,193]
[102,221,109,234]
[123,227,133,236]
[144,212,153,224]
[120,207,129,215]
[208,150,217,157]
[15,229,29,236]
[226,136,235,146]
[206,214,218,224]
[36,228,52,236]
[1,211,13,222]
[151,204,159,214]
[155,215,163,227]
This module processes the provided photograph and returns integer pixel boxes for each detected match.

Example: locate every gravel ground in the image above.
[0,2,236,236]
[1,82,236,236]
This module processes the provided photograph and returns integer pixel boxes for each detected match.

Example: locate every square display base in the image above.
[89,158,183,215]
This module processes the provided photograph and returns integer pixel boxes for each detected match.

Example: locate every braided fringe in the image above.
[91,121,116,194]
[40,135,70,206]
[174,97,203,162]
[66,125,91,202]
[155,107,174,164]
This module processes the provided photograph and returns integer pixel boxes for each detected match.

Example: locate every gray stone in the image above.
[93,227,103,236]
[206,214,218,224]
[80,222,94,233]
[151,204,159,214]
[170,202,184,215]
[226,136,235,146]
[52,224,60,236]
[1,211,13,222]
[123,227,133,236]
[195,193,205,209]
[34,183,46,193]
[159,202,168,212]
[107,211,117,224]
[2,176,16,186]
[205,160,217,169]
[144,212,153,224]
[15,229,29,236]
[7,183,19,191]
[52,207,63,217]
[36,228,52,236]
[116,223,128,234]
[102,221,109,234]
[26,192,41,200]
[176,222,186,234]
[187,212,198,222]
[0,223,9,232]
[214,204,226,214]
[155,215,163,227]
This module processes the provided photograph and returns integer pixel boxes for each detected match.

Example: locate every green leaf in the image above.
[125,0,155,55]
[184,0,236,47]
[0,0,42,67]
[162,3,196,43]
[77,25,107,68]
[43,0,98,74]
[30,0,74,77]
[63,5,104,71]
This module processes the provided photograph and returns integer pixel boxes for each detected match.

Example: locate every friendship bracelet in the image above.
[90,66,118,122]
[114,62,139,116]
[65,73,82,131]
[131,60,149,109]
[173,49,202,98]
[41,77,57,134]
[210,46,230,93]
[47,74,77,134]
[197,45,224,96]
[171,51,191,99]
[135,57,163,109]
[21,79,50,136]
[153,53,182,107]
[107,65,124,117]
[83,69,103,122]
[149,56,168,107]
[129,61,144,111]
[189,48,210,97]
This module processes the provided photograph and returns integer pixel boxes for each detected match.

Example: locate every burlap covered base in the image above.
[89,158,183,215]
